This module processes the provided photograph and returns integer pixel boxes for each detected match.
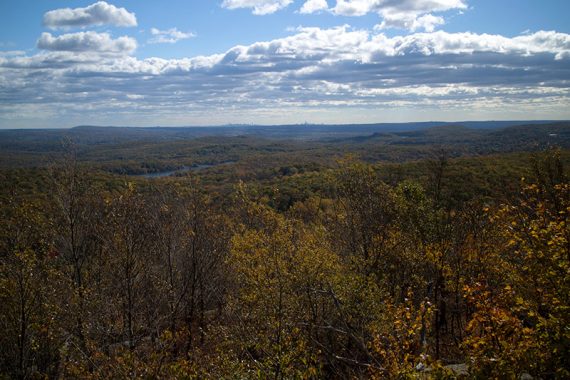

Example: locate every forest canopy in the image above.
[1,125,569,379]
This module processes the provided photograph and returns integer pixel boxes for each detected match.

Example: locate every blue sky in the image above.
[1,1,569,128]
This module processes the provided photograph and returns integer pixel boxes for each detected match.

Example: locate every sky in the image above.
[0,1,569,128]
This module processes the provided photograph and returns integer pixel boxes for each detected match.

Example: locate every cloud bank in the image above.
[1,26,569,126]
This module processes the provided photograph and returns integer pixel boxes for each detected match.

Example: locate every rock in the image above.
[446,363,469,376]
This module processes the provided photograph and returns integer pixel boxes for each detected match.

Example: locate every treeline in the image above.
[0,149,568,379]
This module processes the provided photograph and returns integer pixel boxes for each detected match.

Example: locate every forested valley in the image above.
[1,123,569,379]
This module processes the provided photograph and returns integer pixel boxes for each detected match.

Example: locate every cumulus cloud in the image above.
[148,28,196,44]
[37,32,137,54]
[221,0,293,15]
[300,0,329,14]
[332,0,467,32]
[2,27,570,127]
[221,0,463,31]
[43,1,137,29]
[383,30,570,59]
[376,13,444,32]
[332,0,466,16]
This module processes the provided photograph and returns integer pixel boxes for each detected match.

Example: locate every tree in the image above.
[228,200,344,378]
[103,182,156,351]
[0,198,59,379]
[50,141,103,360]
[463,180,569,378]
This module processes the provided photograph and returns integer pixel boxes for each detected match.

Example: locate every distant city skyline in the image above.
[1,0,569,128]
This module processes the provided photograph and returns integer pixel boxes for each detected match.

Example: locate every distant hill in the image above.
[1,120,569,171]
[0,120,565,148]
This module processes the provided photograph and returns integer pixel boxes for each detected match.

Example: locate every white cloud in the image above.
[221,0,463,31]
[376,13,444,32]
[2,27,570,127]
[332,0,467,16]
[37,32,137,54]
[332,0,467,32]
[148,28,196,44]
[43,1,137,29]
[300,0,329,14]
[0,50,26,57]
[221,0,293,15]
[382,30,570,59]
